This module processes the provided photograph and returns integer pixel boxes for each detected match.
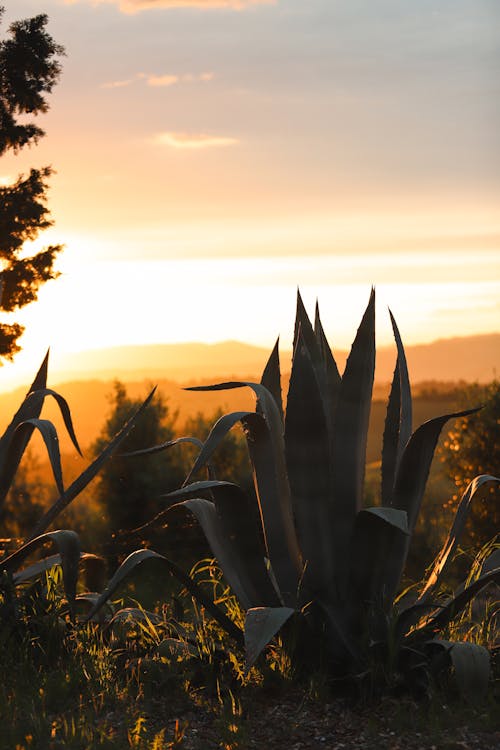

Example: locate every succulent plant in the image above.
[0,352,155,629]
[157,289,499,697]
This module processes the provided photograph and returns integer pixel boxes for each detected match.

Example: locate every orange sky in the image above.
[0,0,499,383]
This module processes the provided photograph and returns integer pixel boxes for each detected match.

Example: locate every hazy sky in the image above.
[1,0,499,379]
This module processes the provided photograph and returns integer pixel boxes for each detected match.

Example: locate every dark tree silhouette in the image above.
[0,7,64,359]
[91,383,186,546]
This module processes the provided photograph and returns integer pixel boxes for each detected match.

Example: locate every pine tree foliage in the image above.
[0,7,64,359]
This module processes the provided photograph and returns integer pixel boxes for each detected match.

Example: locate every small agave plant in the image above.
[154,289,498,697]
[0,352,156,629]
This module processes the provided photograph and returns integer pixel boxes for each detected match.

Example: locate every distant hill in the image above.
[34,333,500,385]
[0,333,497,458]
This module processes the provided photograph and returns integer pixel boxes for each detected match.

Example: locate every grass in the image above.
[1,565,498,750]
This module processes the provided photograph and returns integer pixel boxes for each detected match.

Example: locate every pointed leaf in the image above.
[84,549,244,645]
[165,481,279,606]
[381,311,413,504]
[330,288,375,589]
[23,388,82,456]
[0,352,50,506]
[6,418,64,497]
[29,389,158,538]
[260,338,283,422]
[285,330,333,595]
[384,407,480,604]
[244,606,295,666]
[184,384,302,603]
[418,475,499,604]
[175,497,256,610]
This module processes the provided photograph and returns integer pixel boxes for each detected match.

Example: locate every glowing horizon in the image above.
[0,1,498,385]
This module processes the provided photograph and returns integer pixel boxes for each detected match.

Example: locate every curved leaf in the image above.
[29,388,157,538]
[181,392,301,604]
[428,640,490,702]
[166,481,279,607]
[12,418,64,495]
[385,407,480,603]
[349,507,409,619]
[183,411,252,485]
[244,606,295,666]
[418,475,499,604]
[2,530,80,609]
[84,549,244,645]
[23,388,82,456]
[0,353,50,505]
[174,497,256,610]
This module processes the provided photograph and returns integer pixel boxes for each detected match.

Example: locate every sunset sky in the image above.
[1,0,499,382]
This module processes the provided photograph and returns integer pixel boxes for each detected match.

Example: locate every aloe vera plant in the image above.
[157,290,499,695]
[0,353,156,629]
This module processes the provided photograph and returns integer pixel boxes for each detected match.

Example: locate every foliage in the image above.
[91,382,187,557]
[161,289,499,698]
[0,354,156,634]
[0,7,64,359]
[440,380,500,545]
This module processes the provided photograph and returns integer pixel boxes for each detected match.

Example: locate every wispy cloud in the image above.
[154,131,240,148]
[69,0,275,14]
[102,71,214,89]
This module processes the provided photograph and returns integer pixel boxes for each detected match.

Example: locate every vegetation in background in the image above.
[0,7,65,359]
[440,380,500,546]
[91,382,185,552]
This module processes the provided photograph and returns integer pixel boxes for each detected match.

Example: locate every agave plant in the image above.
[151,289,499,696]
[0,352,156,629]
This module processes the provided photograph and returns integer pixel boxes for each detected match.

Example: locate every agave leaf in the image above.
[418,475,499,604]
[12,553,61,584]
[109,607,164,626]
[260,337,283,422]
[293,295,331,432]
[331,288,375,589]
[84,549,244,645]
[285,330,333,596]
[349,507,409,620]
[2,418,64,498]
[29,388,157,538]
[429,640,490,702]
[173,497,256,610]
[314,300,341,387]
[120,435,204,459]
[2,530,80,609]
[410,566,500,635]
[314,300,341,422]
[242,412,301,606]
[381,311,412,505]
[391,408,480,533]
[183,411,252,485]
[0,352,49,507]
[158,637,198,660]
[166,481,279,607]
[23,388,82,457]
[244,606,295,666]
[184,385,302,604]
[384,407,480,603]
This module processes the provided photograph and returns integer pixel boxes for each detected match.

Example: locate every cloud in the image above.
[154,131,239,148]
[102,71,214,89]
[69,0,275,13]
[101,76,141,89]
